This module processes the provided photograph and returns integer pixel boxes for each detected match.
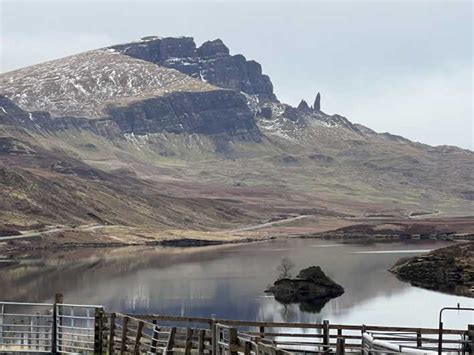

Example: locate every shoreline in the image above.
[2,215,473,257]
[1,231,470,259]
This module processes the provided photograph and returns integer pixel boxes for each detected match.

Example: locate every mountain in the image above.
[111,36,276,101]
[0,36,472,249]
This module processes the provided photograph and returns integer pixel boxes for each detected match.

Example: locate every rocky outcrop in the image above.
[265,266,344,311]
[390,242,474,297]
[0,95,36,128]
[297,100,311,111]
[314,92,321,112]
[111,37,277,101]
[295,93,321,113]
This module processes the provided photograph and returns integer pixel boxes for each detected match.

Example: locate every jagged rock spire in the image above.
[313,92,321,112]
[297,99,311,111]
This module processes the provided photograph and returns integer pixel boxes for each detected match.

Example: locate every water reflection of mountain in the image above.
[0,240,464,327]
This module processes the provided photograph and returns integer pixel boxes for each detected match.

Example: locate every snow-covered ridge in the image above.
[0,49,216,118]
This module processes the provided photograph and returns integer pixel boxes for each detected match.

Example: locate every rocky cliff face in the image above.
[0,89,260,144]
[111,37,277,101]
[107,90,261,141]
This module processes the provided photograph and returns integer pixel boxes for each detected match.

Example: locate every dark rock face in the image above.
[257,107,273,119]
[198,39,230,58]
[390,242,474,297]
[1,90,261,144]
[314,92,321,112]
[0,95,36,128]
[266,266,344,311]
[107,90,261,141]
[111,37,277,101]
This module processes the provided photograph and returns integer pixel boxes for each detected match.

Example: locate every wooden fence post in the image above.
[361,324,366,350]
[244,341,252,355]
[151,320,159,354]
[323,320,330,353]
[198,329,205,355]
[229,327,239,355]
[133,320,144,355]
[94,308,104,354]
[184,328,194,355]
[336,337,345,355]
[165,327,176,355]
[52,293,63,355]
[120,316,129,355]
[416,329,422,348]
[108,313,116,355]
[211,318,218,355]
[467,324,473,355]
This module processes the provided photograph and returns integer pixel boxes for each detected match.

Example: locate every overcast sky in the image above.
[0,0,472,149]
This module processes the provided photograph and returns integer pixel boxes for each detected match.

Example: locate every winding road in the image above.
[226,215,311,233]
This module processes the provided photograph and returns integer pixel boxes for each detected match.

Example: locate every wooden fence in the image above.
[107,314,473,354]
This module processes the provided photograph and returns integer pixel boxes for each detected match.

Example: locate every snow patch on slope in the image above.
[0,50,216,119]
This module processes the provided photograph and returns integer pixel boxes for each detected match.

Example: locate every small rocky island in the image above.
[390,242,474,297]
[266,266,344,312]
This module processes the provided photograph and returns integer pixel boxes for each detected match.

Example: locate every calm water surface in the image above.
[1,239,472,328]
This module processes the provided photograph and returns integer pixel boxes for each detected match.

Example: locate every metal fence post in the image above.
[229,327,239,355]
[438,321,443,355]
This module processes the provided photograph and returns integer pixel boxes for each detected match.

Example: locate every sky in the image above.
[0,0,472,149]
